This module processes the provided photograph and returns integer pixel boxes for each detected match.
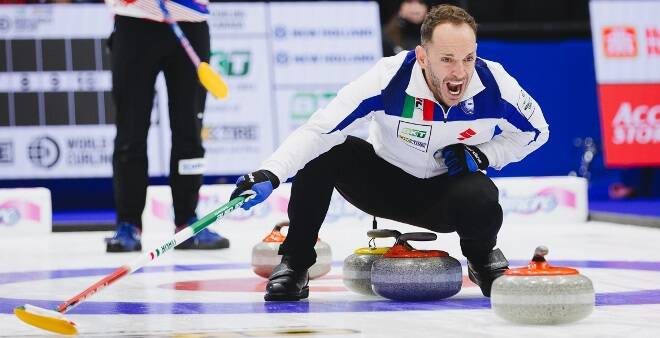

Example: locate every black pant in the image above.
[279,136,503,269]
[110,16,209,227]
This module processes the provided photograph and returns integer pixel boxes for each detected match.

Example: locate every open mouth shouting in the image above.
[444,80,465,104]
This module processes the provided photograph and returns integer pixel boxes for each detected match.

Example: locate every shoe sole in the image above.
[175,238,230,250]
[175,242,230,250]
[264,286,309,301]
[106,243,142,253]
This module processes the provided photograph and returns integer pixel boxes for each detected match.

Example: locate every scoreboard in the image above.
[0,38,113,127]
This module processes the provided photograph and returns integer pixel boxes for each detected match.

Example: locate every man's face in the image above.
[415,23,477,107]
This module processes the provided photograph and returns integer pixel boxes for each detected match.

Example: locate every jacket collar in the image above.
[405,60,485,105]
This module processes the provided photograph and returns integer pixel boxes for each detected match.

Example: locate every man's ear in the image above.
[415,45,427,67]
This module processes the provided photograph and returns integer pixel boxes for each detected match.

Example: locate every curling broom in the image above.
[14,194,253,335]
[158,0,228,99]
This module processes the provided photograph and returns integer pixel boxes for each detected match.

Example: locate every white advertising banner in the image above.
[142,176,588,232]
[590,0,660,83]
[269,2,382,86]
[0,187,52,235]
[274,87,339,143]
[494,176,588,224]
[0,125,164,179]
[203,37,274,174]
[143,183,370,232]
[207,2,268,37]
[0,4,114,38]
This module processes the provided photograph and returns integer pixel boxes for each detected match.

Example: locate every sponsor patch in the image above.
[516,90,536,119]
[397,121,431,152]
[178,158,206,175]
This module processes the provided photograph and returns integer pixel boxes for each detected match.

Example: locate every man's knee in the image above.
[447,173,499,206]
[447,173,502,235]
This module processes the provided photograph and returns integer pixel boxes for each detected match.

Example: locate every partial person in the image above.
[382,0,429,57]
[232,4,549,300]
[105,0,229,252]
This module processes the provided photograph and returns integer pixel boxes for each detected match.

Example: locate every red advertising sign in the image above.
[598,83,660,167]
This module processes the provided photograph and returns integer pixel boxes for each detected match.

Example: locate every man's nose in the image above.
[452,62,466,78]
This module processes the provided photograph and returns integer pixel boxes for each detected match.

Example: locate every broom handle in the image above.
[55,195,252,314]
[157,0,201,66]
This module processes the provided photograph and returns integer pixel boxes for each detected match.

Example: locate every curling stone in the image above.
[251,221,332,279]
[491,246,595,324]
[371,232,462,301]
[343,229,401,295]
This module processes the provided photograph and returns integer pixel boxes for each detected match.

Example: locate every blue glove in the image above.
[438,144,489,176]
[230,170,280,210]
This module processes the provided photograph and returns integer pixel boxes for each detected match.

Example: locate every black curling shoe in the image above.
[467,248,510,297]
[264,256,309,301]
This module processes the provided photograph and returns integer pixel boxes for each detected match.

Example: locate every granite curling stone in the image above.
[491,246,595,324]
[251,221,332,279]
[343,229,401,295]
[371,232,462,301]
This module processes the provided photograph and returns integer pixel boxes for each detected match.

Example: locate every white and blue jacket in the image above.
[261,50,550,183]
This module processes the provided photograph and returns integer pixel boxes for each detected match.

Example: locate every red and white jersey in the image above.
[105,0,209,22]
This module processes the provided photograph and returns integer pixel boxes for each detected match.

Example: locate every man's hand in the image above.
[230,170,280,210]
[436,144,489,176]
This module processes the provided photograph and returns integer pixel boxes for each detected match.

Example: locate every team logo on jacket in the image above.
[516,90,536,119]
[397,121,432,152]
[459,98,474,115]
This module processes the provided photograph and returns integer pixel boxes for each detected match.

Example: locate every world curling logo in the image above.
[28,136,60,168]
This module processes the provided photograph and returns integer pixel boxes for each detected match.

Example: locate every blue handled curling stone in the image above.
[371,232,462,301]
[491,246,595,324]
[251,221,332,279]
[342,229,401,295]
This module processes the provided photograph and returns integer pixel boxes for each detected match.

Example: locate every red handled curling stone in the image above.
[342,229,401,295]
[491,246,595,324]
[371,232,462,301]
[251,221,332,279]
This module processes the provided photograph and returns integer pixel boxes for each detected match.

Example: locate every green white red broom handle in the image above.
[56,194,252,314]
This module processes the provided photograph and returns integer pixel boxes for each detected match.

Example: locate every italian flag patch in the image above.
[402,95,439,121]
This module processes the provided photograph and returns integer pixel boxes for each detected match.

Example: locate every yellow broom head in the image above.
[198,62,229,99]
[14,304,78,335]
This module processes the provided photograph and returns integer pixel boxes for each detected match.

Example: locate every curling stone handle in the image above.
[367,229,401,239]
[273,221,289,232]
[397,232,437,243]
[532,245,549,262]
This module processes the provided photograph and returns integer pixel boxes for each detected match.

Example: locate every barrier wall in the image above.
[0,187,52,235]
[142,176,588,232]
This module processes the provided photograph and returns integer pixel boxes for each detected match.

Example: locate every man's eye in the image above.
[441,57,452,63]
[465,56,475,62]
